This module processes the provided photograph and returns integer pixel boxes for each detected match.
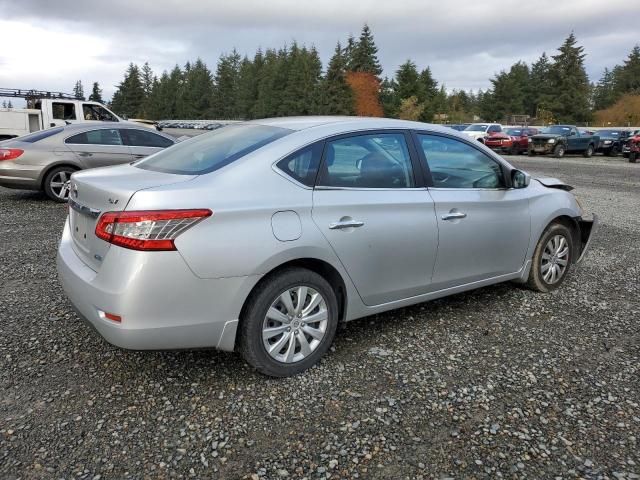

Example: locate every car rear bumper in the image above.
[56,219,260,351]
[0,161,41,190]
[576,214,598,264]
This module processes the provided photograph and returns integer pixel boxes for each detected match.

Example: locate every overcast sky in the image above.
[1,0,639,104]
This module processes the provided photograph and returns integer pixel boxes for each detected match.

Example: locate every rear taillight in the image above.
[95,209,212,251]
[0,148,24,161]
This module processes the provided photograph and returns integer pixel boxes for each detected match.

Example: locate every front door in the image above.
[64,128,133,167]
[415,132,531,290]
[311,131,439,306]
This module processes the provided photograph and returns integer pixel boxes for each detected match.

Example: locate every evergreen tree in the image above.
[212,50,242,119]
[111,63,145,118]
[395,60,421,100]
[180,58,214,119]
[88,82,103,103]
[418,68,439,122]
[320,42,354,115]
[379,77,399,118]
[237,54,261,119]
[1,101,6,108]
[592,68,617,111]
[253,48,282,119]
[529,52,553,117]
[73,80,85,100]
[548,33,591,123]
[613,45,640,97]
[350,24,382,77]
[6,100,13,108]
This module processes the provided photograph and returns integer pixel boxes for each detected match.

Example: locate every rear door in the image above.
[311,130,439,306]
[414,132,530,290]
[65,128,133,167]
[121,128,175,160]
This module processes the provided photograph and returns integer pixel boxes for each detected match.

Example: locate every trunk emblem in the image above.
[108,198,119,205]
[71,183,78,198]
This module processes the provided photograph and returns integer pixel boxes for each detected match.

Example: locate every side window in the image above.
[276,142,323,187]
[488,125,501,133]
[418,134,505,189]
[82,104,117,122]
[52,102,76,121]
[65,129,124,146]
[122,129,174,148]
[318,133,415,189]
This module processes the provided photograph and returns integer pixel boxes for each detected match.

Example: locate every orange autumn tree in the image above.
[345,71,383,117]
[593,94,640,126]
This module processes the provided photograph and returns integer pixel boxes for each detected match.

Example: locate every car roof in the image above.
[246,116,460,135]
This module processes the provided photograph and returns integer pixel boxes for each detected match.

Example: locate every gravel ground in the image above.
[1,154,639,479]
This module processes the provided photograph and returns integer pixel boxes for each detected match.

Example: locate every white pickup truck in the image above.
[0,92,123,140]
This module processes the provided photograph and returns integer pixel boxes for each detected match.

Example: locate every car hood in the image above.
[535,177,574,191]
[462,131,487,138]
[531,134,563,140]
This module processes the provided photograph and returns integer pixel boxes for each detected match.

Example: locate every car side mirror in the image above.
[511,169,530,189]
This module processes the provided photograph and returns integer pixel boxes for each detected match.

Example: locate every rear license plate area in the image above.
[70,210,92,251]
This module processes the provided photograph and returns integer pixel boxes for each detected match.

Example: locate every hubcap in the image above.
[50,171,72,199]
[541,235,569,284]
[262,286,328,364]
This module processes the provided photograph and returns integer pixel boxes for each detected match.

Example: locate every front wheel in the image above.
[553,144,566,158]
[238,268,339,377]
[43,166,76,202]
[607,146,619,157]
[526,223,574,292]
[583,144,594,158]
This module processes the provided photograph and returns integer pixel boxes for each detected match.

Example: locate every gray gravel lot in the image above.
[1,155,639,479]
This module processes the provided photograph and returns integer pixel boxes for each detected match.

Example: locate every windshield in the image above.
[135,124,292,175]
[505,128,523,136]
[464,124,489,132]
[598,130,620,137]
[541,126,572,135]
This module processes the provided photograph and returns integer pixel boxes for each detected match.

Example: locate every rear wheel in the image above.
[583,144,594,158]
[526,223,573,292]
[238,268,339,377]
[607,146,619,157]
[630,152,638,163]
[553,144,565,158]
[43,166,76,202]
[510,144,520,155]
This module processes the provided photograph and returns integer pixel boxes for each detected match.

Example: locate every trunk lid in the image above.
[68,164,196,271]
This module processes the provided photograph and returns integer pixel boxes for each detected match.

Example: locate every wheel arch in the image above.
[236,257,349,349]
[38,162,81,189]
[540,214,581,263]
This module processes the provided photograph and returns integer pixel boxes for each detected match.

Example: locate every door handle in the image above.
[441,212,467,221]
[77,152,93,157]
[329,220,365,230]
[133,154,146,159]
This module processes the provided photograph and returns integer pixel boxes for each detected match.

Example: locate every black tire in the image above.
[510,144,520,156]
[528,149,536,156]
[623,152,629,158]
[238,267,339,377]
[630,152,638,163]
[526,222,574,293]
[583,144,594,158]
[607,146,619,157]
[43,166,76,202]
[553,144,566,158]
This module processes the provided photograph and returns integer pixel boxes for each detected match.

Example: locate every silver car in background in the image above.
[57,117,597,377]
[0,122,176,201]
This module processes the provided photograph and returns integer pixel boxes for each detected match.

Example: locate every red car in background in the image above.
[485,127,539,155]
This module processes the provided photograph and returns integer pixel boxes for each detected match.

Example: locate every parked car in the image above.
[462,123,503,143]
[622,129,640,158]
[57,117,597,377]
[0,122,176,201]
[528,125,600,158]
[484,127,539,155]
[625,132,640,163]
[594,129,629,156]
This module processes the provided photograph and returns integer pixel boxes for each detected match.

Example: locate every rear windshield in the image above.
[135,124,292,175]
[16,127,64,143]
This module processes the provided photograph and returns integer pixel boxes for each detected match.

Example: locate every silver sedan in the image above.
[0,122,176,201]
[57,117,597,376]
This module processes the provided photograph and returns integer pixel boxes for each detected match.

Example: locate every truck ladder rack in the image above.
[0,88,80,101]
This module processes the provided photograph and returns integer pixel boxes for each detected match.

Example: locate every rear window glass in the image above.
[16,127,64,143]
[135,124,292,175]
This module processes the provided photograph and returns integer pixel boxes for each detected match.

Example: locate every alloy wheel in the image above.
[262,286,328,364]
[541,235,569,284]
[49,170,72,200]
